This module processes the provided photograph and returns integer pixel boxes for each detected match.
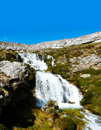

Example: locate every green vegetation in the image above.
[47,100,56,107]
[58,109,86,130]
[0,48,22,62]
[69,69,101,115]
[31,108,86,130]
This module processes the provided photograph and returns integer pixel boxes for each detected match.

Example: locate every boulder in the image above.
[80,74,91,78]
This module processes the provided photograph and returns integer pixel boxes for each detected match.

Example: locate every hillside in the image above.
[0,32,101,130]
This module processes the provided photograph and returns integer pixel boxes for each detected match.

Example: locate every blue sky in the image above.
[0,0,101,44]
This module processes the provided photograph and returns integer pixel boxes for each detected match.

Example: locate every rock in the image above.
[0,60,35,115]
[31,32,101,51]
[68,101,75,104]
[80,74,91,78]
[61,113,67,118]
[41,104,48,111]
[0,61,26,79]
[70,54,101,72]
[48,118,54,122]
[0,32,101,51]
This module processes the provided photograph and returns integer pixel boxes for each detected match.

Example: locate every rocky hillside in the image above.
[35,42,101,115]
[0,32,101,51]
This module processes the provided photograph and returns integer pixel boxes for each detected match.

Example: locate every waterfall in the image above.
[36,71,83,109]
[19,52,101,130]
[19,53,47,71]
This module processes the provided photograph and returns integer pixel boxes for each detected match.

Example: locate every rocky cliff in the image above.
[0,32,101,51]
[0,61,35,115]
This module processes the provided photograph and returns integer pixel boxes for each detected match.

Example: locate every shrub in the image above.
[47,100,56,107]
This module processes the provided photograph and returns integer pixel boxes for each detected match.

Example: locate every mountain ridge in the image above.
[0,31,101,51]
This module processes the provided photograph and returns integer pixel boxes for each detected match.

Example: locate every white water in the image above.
[36,71,83,109]
[19,52,101,130]
[47,55,55,66]
[19,53,47,71]
[81,110,101,130]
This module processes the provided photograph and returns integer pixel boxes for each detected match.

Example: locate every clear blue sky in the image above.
[0,0,101,44]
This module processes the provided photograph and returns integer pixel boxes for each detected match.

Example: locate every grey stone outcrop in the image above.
[0,61,26,79]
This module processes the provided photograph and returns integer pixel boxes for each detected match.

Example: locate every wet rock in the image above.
[68,101,75,104]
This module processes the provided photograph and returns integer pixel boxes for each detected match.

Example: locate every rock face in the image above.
[0,61,34,115]
[0,32,101,51]
[31,31,101,50]
[0,61,26,79]
[0,42,30,51]
[70,54,101,72]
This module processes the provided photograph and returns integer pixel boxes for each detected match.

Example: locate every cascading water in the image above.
[36,71,83,109]
[19,53,47,71]
[19,52,101,130]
